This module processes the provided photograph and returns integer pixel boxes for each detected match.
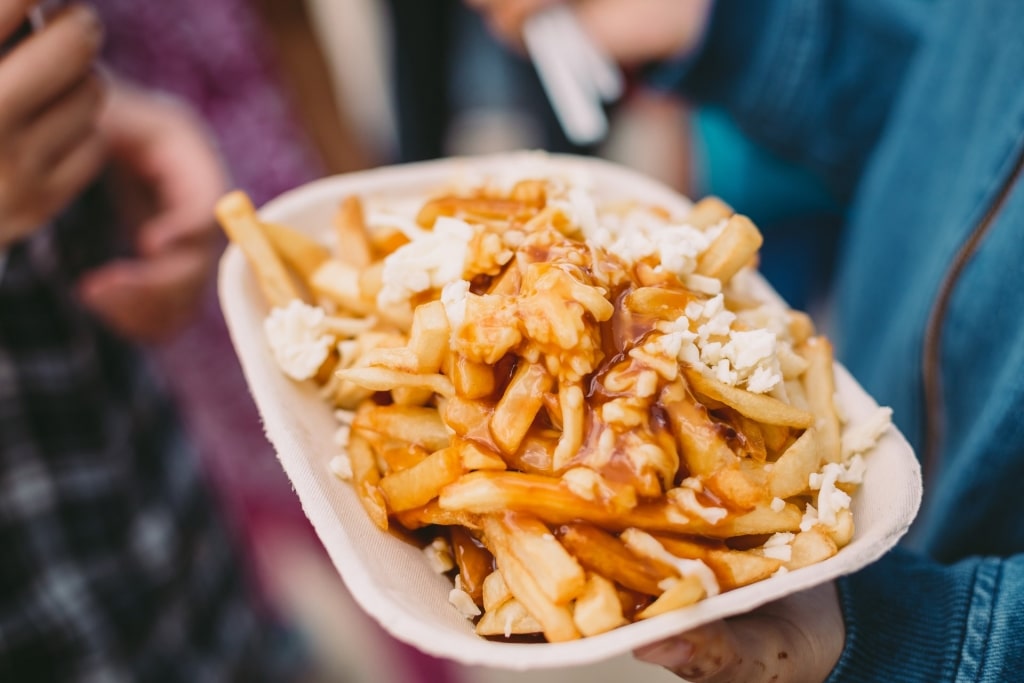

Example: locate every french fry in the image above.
[457,440,508,471]
[216,191,299,307]
[786,527,838,570]
[347,432,388,531]
[450,526,493,604]
[375,440,429,474]
[337,366,455,398]
[552,383,584,470]
[557,523,674,596]
[769,428,821,499]
[686,196,734,229]
[682,366,814,429]
[661,381,738,475]
[801,337,841,463]
[311,259,375,315]
[482,516,580,642]
[445,353,496,399]
[334,195,374,268]
[573,574,627,636]
[475,597,542,637]
[380,446,463,512]
[394,501,481,530]
[482,570,512,613]
[490,362,553,455]
[260,221,332,285]
[696,214,763,283]
[485,514,585,605]
[636,575,706,619]
[651,535,782,591]
[353,404,451,452]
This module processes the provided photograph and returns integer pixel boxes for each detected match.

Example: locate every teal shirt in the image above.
[657,1,1024,680]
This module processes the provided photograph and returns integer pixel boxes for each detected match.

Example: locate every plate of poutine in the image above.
[217,152,921,669]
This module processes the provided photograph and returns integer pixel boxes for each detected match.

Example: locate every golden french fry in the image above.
[450,526,493,604]
[417,196,535,228]
[445,353,496,400]
[440,471,802,537]
[394,501,481,530]
[482,570,512,613]
[827,508,855,548]
[408,301,450,373]
[556,523,674,596]
[391,386,436,406]
[475,597,542,637]
[457,440,508,471]
[334,195,374,268]
[337,366,455,398]
[624,287,698,319]
[786,527,838,570]
[310,259,375,315]
[347,432,388,531]
[216,191,299,307]
[686,196,734,229]
[769,428,821,499]
[651,535,782,591]
[573,574,627,636]
[260,220,332,285]
[380,446,463,512]
[353,404,451,452]
[484,514,585,605]
[696,214,763,283]
[682,366,814,429]
[660,381,738,475]
[481,516,580,642]
[636,575,705,619]
[704,465,770,510]
[375,440,429,474]
[800,337,841,463]
[490,362,553,455]
[552,383,584,471]
[369,225,410,257]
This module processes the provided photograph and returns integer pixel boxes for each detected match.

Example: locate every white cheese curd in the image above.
[762,532,795,562]
[668,487,729,525]
[808,463,853,527]
[423,537,455,574]
[263,300,333,380]
[328,453,353,481]
[440,279,471,332]
[800,503,819,532]
[378,216,473,306]
[448,587,481,619]
[841,406,893,459]
[770,497,787,513]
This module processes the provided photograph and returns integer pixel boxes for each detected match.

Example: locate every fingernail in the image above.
[635,638,694,668]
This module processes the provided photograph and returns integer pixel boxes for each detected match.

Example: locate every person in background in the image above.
[471,0,1024,681]
[0,3,305,679]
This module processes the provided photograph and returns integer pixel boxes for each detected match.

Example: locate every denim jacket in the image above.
[657,1,1024,680]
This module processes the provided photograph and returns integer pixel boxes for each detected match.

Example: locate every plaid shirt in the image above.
[0,191,294,681]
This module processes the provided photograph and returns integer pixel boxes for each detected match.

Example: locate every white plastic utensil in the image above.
[523,7,624,146]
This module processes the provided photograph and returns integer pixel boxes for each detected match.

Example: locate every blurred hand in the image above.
[77,83,228,344]
[0,2,106,248]
[466,0,713,66]
[634,583,845,683]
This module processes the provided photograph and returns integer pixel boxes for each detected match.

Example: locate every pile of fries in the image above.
[217,172,888,643]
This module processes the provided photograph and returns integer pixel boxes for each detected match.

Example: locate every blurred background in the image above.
[121,1,844,681]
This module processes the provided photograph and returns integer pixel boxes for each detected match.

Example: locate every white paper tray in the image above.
[218,152,922,670]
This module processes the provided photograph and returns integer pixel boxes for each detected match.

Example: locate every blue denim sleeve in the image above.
[649,0,930,198]
[830,549,1024,681]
